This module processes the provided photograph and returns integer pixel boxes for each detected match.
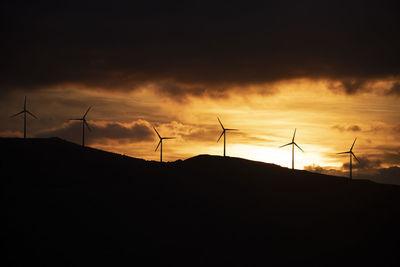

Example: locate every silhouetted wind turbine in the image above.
[217,117,238,157]
[337,138,360,180]
[70,106,92,147]
[154,127,175,162]
[10,96,38,139]
[280,128,304,170]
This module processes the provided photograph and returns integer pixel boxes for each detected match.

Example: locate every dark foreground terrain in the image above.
[1,138,400,266]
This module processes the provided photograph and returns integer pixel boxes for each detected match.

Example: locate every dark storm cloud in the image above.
[332,125,362,132]
[1,1,399,96]
[36,120,154,145]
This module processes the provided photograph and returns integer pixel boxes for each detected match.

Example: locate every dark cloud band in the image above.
[1,1,399,96]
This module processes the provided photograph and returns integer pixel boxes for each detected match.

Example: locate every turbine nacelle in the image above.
[337,138,360,162]
[337,151,360,163]
[154,137,175,152]
[280,128,304,152]
[217,117,238,143]
[10,96,38,119]
[280,141,304,152]
[69,106,92,132]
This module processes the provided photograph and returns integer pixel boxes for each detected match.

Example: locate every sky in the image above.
[1,1,400,183]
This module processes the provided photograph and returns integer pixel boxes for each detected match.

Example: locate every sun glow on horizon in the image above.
[1,78,399,173]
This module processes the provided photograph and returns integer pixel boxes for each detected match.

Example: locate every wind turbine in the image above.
[280,128,304,170]
[154,127,175,162]
[10,96,38,139]
[70,106,92,147]
[217,117,238,157]
[337,138,360,180]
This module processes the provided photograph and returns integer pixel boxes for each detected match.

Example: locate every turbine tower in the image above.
[337,138,360,180]
[280,128,304,170]
[217,117,238,157]
[10,96,38,139]
[70,106,92,147]
[154,127,175,162]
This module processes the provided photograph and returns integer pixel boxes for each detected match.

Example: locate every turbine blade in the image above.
[280,142,292,148]
[351,152,360,163]
[69,118,82,121]
[292,128,297,142]
[217,117,224,130]
[84,120,92,132]
[155,140,162,151]
[337,151,350,154]
[24,96,26,110]
[225,128,238,131]
[9,110,24,118]
[163,137,175,139]
[217,131,224,142]
[83,106,92,119]
[294,142,304,152]
[26,110,38,119]
[153,127,161,139]
[350,137,357,151]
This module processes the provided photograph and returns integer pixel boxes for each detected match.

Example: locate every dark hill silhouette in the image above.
[1,138,400,266]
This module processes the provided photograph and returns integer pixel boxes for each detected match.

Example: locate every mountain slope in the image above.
[1,138,400,266]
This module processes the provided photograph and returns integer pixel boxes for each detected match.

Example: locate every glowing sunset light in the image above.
[1,1,399,182]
